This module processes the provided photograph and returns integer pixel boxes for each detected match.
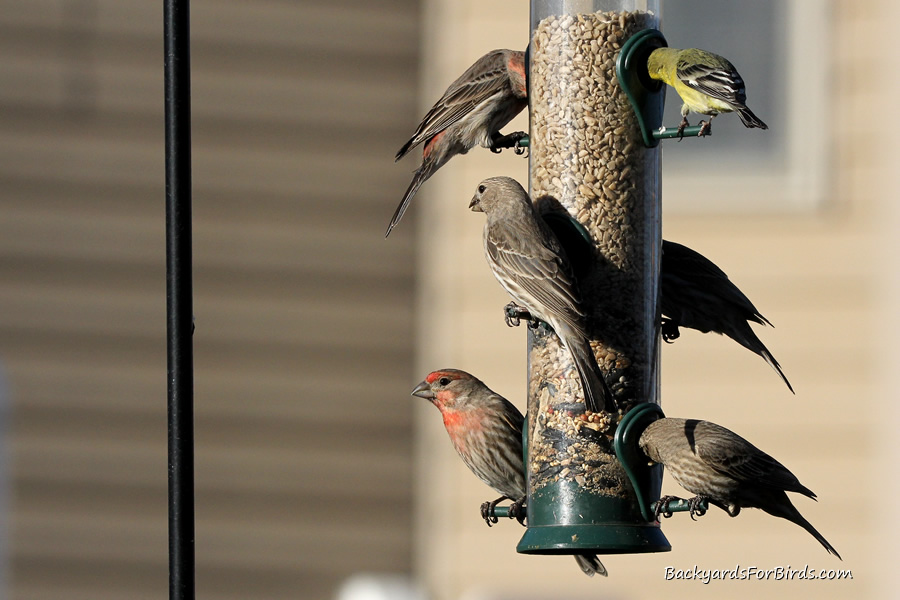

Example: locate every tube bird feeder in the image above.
[518,0,669,557]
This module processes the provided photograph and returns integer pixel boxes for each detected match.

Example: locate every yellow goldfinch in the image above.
[647,47,767,136]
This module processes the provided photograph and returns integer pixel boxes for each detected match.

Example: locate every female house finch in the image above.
[469,177,613,414]
[511,213,791,392]
[660,240,793,393]
[387,49,528,237]
[639,417,840,558]
[646,47,767,136]
[413,369,608,577]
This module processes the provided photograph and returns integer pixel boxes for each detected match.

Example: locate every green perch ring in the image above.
[615,28,707,146]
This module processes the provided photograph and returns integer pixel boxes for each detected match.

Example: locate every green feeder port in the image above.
[615,28,708,146]
[614,402,666,522]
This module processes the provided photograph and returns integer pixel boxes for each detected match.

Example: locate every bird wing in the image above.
[497,396,525,438]
[676,55,747,107]
[694,421,805,492]
[661,240,770,327]
[396,50,511,160]
[486,219,587,336]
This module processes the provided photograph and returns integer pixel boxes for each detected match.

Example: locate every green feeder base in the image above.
[517,521,670,556]
[516,480,671,556]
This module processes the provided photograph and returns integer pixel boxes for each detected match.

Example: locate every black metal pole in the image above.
[164,0,194,599]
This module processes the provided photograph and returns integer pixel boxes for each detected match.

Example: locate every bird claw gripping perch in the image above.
[490,131,529,154]
[481,496,514,527]
[513,141,527,156]
[508,496,527,526]
[697,120,712,137]
[512,132,529,156]
[502,302,552,334]
[484,500,526,526]
[651,495,710,521]
[687,495,709,520]
[481,500,500,526]
[653,495,682,520]
[504,302,529,327]
[660,317,680,343]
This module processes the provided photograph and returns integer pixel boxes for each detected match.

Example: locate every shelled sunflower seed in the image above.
[527,9,659,499]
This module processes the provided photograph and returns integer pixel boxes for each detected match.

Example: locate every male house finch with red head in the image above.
[469,177,613,414]
[660,240,793,393]
[413,369,608,577]
[387,49,528,237]
[639,417,840,558]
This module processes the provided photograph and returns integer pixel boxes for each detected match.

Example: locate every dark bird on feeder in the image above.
[660,240,793,393]
[387,49,528,237]
[413,369,608,577]
[502,213,792,393]
[646,47,767,137]
[469,177,615,415]
[639,417,841,559]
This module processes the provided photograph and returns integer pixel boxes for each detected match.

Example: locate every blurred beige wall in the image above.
[411,1,898,598]
[0,1,421,599]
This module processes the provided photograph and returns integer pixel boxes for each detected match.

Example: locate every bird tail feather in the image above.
[568,335,615,414]
[395,137,417,162]
[760,349,795,394]
[737,106,768,130]
[574,553,608,577]
[386,165,430,238]
[730,323,794,394]
[782,503,841,560]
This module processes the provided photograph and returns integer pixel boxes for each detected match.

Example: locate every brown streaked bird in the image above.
[387,49,528,237]
[639,417,840,558]
[413,369,608,577]
[469,177,614,414]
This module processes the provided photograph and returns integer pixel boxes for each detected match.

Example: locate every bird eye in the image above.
[439,377,450,386]
[477,185,486,193]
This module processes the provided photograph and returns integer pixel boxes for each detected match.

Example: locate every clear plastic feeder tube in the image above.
[519,0,666,555]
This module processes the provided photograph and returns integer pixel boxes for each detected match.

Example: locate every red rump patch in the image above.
[509,54,525,78]
[423,131,447,159]
[508,53,527,96]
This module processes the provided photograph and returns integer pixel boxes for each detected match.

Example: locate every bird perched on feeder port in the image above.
[638,417,841,559]
[387,49,528,237]
[412,369,608,577]
[646,47,767,137]
[504,213,792,393]
[469,176,614,415]
[660,240,793,393]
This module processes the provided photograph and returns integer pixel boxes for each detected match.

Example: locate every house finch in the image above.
[469,177,613,414]
[660,240,793,393]
[511,214,790,392]
[386,49,528,237]
[412,369,608,577]
[646,47,767,136]
[639,417,840,558]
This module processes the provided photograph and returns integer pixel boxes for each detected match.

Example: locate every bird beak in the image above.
[469,196,482,212]
[411,381,435,400]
